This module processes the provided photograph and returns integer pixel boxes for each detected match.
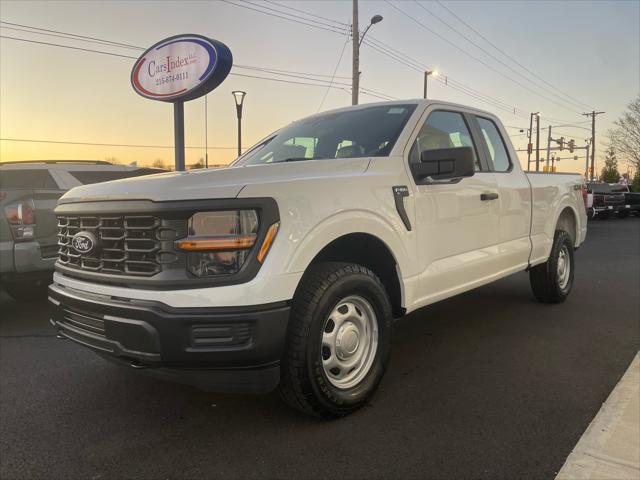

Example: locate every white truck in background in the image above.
[49,100,587,418]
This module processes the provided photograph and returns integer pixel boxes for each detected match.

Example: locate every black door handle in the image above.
[481,192,499,201]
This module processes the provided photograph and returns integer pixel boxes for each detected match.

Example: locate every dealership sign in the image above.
[131,34,232,103]
[131,34,232,170]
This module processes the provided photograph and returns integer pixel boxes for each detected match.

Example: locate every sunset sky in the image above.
[1,0,638,174]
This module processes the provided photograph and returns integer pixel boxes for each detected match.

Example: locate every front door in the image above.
[407,108,501,308]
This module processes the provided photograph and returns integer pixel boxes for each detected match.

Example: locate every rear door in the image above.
[407,107,501,307]
[470,115,532,272]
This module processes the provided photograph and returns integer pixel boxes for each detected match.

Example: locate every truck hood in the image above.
[58,158,370,204]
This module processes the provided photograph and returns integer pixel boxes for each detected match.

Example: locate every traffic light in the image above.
[568,139,575,153]
[559,137,565,151]
[527,143,533,155]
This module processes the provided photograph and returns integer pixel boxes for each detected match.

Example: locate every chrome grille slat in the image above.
[57,214,165,277]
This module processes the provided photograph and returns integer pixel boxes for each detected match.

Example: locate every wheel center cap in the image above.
[336,324,360,357]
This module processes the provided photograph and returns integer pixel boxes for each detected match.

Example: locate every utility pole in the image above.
[535,113,541,172]
[546,125,552,170]
[585,143,590,179]
[583,110,605,181]
[527,112,538,171]
[351,0,359,106]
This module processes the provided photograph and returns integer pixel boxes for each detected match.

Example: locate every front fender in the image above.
[284,209,413,279]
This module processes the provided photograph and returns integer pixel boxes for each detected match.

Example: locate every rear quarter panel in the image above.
[526,173,587,265]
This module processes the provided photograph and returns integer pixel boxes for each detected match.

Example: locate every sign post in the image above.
[173,101,185,171]
[131,34,233,170]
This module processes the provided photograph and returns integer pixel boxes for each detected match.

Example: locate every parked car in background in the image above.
[0,160,165,300]
[613,183,640,216]
[48,100,587,417]
[586,182,626,218]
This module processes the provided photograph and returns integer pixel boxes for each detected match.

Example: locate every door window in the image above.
[409,111,480,170]
[476,117,511,172]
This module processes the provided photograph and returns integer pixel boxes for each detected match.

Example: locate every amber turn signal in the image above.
[257,222,280,263]
[176,234,257,251]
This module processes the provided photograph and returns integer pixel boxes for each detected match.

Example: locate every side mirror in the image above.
[410,147,476,183]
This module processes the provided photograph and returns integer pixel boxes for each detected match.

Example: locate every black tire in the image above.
[3,282,49,302]
[279,262,392,418]
[529,230,575,303]
[617,210,629,219]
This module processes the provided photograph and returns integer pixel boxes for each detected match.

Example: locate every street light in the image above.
[423,69,438,99]
[359,14,383,46]
[232,91,246,158]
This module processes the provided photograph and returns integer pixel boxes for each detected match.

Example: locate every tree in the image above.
[600,146,620,183]
[632,170,640,192]
[189,159,204,170]
[151,158,167,169]
[609,95,640,173]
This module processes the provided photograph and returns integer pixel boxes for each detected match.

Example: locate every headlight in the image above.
[175,210,278,277]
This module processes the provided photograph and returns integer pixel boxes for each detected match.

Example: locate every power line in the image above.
[0,20,144,50]
[248,0,348,31]
[0,23,354,82]
[385,1,583,116]
[264,0,350,27]
[434,0,593,111]
[0,138,236,149]
[218,0,542,118]
[364,34,530,115]
[235,64,351,80]
[414,1,589,113]
[0,35,138,59]
[362,38,527,117]
[220,0,348,36]
[0,33,398,100]
[1,16,577,124]
[0,25,145,50]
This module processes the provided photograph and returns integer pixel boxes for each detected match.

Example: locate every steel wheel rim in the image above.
[320,295,379,389]
[557,245,571,290]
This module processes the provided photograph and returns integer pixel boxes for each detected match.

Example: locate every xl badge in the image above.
[71,231,98,255]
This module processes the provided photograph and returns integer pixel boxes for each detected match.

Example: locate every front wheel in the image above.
[279,262,392,418]
[529,230,575,303]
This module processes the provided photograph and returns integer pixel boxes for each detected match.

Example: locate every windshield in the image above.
[235,104,417,166]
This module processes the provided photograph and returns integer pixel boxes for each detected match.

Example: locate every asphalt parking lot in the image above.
[1,218,638,480]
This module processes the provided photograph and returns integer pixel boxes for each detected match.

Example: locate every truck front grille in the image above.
[57,215,183,277]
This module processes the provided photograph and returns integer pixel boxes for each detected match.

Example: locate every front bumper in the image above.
[48,283,291,393]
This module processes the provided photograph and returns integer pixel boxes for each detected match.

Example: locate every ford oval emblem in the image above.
[72,231,98,255]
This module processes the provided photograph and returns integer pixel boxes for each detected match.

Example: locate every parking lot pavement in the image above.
[1,218,638,480]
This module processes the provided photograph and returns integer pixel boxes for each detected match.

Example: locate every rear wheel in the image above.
[279,262,392,418]
[529,230,575,303]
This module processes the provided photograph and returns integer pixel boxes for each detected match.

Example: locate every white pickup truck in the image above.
[49,100,587,417]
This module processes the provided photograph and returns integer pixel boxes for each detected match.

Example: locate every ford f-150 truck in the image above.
[49,100,587,417]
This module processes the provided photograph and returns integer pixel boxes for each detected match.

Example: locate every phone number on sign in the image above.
[155,72,189,86]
